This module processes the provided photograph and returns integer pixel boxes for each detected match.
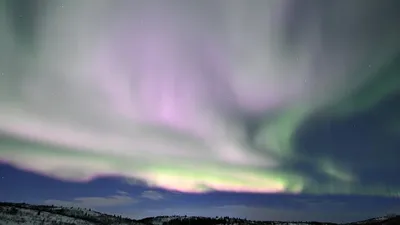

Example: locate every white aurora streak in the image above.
[0,0,399,195]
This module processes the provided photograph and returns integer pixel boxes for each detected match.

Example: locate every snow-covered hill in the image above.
[137,215,337,225]
[0,202,398,225]
[0,202,141,225]
[349,214,399,225]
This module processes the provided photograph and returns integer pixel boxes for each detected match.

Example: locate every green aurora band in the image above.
[0,0,399,196]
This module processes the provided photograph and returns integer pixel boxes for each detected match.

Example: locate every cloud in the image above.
[1,0,400,196]
[43,190,167,209]
[141,190,164,201]
[44,193,137,208]
[116,190,129,196]
[124,178,149,187]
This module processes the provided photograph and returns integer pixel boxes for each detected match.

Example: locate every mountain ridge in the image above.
[0,202,398,225]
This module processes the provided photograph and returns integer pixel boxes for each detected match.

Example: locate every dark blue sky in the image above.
[1,91,400,223]
[1,163,399,223]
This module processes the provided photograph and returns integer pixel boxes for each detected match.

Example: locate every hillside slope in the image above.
[0,202,141,225]
[0,202,398,225]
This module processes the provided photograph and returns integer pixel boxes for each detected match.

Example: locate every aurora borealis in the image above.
[1,0,400,200]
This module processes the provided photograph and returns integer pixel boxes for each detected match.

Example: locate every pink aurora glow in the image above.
[0,1,399,194]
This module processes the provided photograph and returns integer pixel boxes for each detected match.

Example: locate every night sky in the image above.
[1,0,400,223]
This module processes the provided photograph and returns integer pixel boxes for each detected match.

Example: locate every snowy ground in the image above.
[0,202,398,225]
